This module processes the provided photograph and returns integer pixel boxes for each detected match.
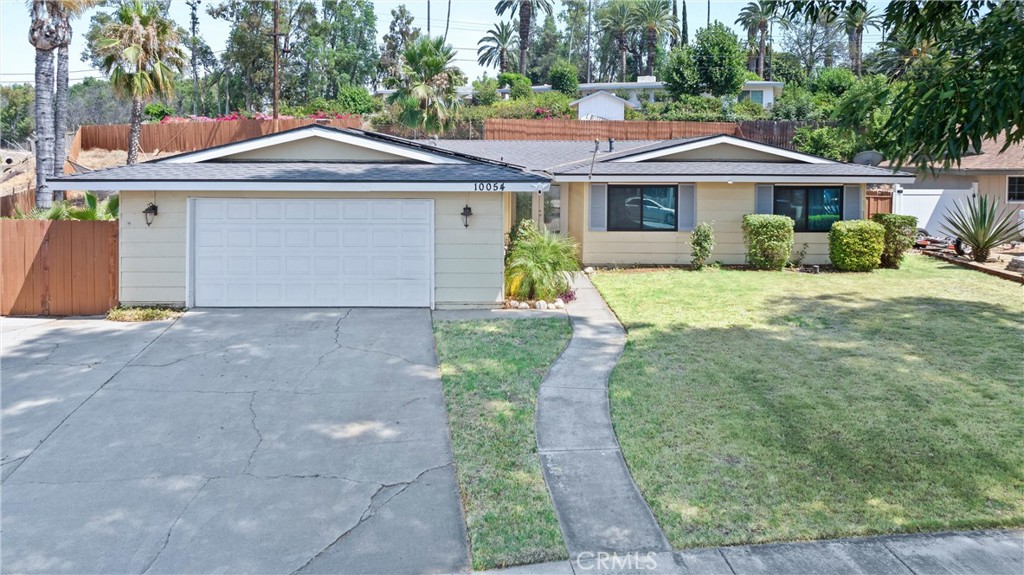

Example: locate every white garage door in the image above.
[192,198,433,307]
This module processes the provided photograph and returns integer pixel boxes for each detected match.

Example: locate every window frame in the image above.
[1007,175,1024,203]
[772,185,845,233]
[606,184,680,232]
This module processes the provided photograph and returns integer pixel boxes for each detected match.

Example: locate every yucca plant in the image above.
[940,196,1022,262]
[505,220,580,301]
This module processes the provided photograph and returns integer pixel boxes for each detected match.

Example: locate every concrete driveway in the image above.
[1,309,469,574]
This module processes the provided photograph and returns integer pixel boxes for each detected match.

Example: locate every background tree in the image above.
[287,0,378,102]
[52,1,97,184]
[548,59,579,95]
[691,22,746,97]
[630,0,675,76]
[495,0,553,76]
[378,5,420,89]
[68,78,132,129]
[558,0,589,78]
[779,13,846,74]
[389,36,466,134]
[679,0,688,45]
[526,12,561,81]
[98,0,185,164]
[662,45,699,97]
[843,4,881,76]
[477,20,519,73]
[599,0,633,82]
[735,1,773,78]
[1,84,35,147]
[28,0,64,208]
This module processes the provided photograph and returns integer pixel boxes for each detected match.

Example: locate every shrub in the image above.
[641,95,724,121]
[742,214,795,270]
[499,72,533,100]
[940,195,1023,262]
[472,76,500,106]
[490,91,573,119]
[144,102,174,122]
[829,220,885,272]
[771,86,822,121]
[730,98,769,120]
[871,213,918,268]
[812,67,857,98]
[793,126,859,161]
[690,221,716,269]
[549,60,579,96]
[505,220,580,301]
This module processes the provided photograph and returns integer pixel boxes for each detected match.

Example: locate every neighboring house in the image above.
[50,126,914,310]
[888,136,1024,232]
[569,91,635,121]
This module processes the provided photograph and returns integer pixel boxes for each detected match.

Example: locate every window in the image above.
[1008,177,1024,202]
[607,185,678,231]
[739,90,764,105]
[773,186,843,232]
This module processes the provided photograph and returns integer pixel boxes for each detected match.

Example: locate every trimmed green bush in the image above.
[742,214,795,270]
[499,72,533,100]
[871,213,918,269]
[505,220,581,301]
[829,220,885,271]
[549,60,579,96]
[690,221,716,269]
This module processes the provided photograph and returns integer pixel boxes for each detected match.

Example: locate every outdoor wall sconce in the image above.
[461,205,473,228]
[143,202,159,227]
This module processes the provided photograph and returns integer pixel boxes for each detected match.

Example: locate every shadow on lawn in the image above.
[616,293,1023,526]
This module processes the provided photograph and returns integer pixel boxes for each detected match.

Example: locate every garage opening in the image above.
[191,198,433,307]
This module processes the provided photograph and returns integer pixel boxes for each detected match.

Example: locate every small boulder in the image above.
[518,302,530,310]
[507,299,519,308]
[553,299,565,309]
[536,300,548,310]
[1007,256,1024,272]
[583,266,595,275]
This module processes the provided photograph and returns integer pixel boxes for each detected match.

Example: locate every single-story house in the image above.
[570,91,636,121]
[51,125,914,309]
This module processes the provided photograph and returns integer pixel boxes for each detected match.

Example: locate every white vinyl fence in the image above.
[893,186,975,234]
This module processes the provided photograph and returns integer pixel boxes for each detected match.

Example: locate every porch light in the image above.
[143,202,159,227]
[461,205,473,228]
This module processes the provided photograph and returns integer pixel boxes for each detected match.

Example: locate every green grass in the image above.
[592,255,1024,549]
[433,318,572,569]
[106,306,183,322]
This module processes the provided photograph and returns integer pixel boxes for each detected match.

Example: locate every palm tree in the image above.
[97,0,185,165]
[477,20,519,73]
[52,0,97,186]
[599,0,633,82]
[28,0,65,208]
[735,0,773,78]
[495,0,553,76]
[390,36,466,134]
[844,4,881,76]
[630,0,676,77]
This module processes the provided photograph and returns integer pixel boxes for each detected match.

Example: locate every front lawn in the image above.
[433,318,572,569]
[592,255,1023,549]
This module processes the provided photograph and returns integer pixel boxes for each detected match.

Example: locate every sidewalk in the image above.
[479,529,1023,575]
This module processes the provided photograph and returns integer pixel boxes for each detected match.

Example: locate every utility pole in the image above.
[272,0,280,119]
[427,0,431,37]
[586,0,592,82]
[706,0,710,26]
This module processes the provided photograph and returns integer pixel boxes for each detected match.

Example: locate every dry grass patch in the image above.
[107,306,183,322]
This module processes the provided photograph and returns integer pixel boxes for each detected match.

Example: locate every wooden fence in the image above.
[1,188,35,218]
[484,118,739,140]
[74,116,363,155]
[736,120,828,150]
[865,191,894,219]
[1,220,118,316]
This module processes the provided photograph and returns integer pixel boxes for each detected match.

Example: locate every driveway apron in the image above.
[1,309,470,574]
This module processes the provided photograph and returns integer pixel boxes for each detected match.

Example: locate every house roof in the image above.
[555,161,906,179]
[422,139,666,171]
[943,135,1024,172]
[569,91,636,109]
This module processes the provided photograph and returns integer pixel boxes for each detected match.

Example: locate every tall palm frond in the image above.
[735,1,774,78]
[495,0,553,76]
[630,0,676,77]
[599,0,633,82]
[477,20,519,72]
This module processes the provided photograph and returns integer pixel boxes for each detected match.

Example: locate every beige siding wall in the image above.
[904,171,1024,208]
[574,182,863,266]
[658,144,792,162]
[225,139,412,162]
[977,173,1024,206]
[120,190,504,308]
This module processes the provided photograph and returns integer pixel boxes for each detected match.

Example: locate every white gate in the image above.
[894,186,974,234]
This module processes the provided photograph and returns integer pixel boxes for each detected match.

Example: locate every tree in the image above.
[477,20,519,73]
[68,78,132,129]
[495,0,553,76]
[549,60,579,95]
[472,75,500,105]
[98,0,185,165]
[662,46,700,96]
[1,85,35,147]
[679,0,688,45]
[288,0,378,101]
[598,0,633,82]
[378,5,420,89]
[558,0,590,77]
[777,0,1024,170]
[52,1,96,184]
[526,12,561,81]
[779,13,846,75]
[630,0,676,77]
[28,0,64,208]
[389,36,466,134]
[843,3,881,76]
[691,22,746,97]
[186,0,201,115]
[735,1,774,78]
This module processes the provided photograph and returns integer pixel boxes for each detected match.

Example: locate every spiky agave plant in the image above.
[505,220,581,301]
[940,195,1022,262]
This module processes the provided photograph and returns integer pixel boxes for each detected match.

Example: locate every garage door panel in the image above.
[194,199,433,307]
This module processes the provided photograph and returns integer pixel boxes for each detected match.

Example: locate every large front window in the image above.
[608,185,678,231]
[773,186,843,232]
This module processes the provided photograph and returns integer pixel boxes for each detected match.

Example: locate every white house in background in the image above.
[738,81,784,108]
[569,91,636,121]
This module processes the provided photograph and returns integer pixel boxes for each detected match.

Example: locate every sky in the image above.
[0,0,890,88]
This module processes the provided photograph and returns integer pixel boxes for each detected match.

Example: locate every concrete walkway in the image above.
[479,529,1023,575]
[535,275,672,558]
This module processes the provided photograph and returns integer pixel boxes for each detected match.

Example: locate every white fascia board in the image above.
[612,135,833,164]
[162,128,466,165]
[552,174,918,184]
[48,180,549,193]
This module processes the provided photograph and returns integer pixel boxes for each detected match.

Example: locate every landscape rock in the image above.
[1007,256,1024,272]
[507,300,519,309]
[583,267,595,275]
[518,302,530,310]
[553,299,566,309]
[536,300,548,310]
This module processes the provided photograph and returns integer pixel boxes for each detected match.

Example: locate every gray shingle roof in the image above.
[51,161,548,184]
[421,139,666,171]
[556,161,908,177]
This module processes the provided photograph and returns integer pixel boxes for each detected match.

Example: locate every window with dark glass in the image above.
[607,185,678,231]
[773,186,843,232]
[1008,177,1024,202]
